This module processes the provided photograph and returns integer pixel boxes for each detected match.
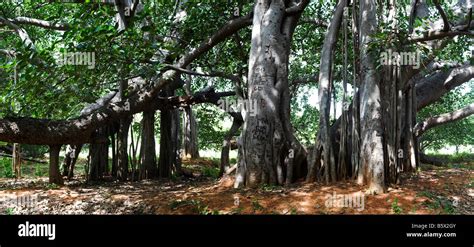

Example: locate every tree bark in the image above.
[172,108,182,176]
[139,110,158,179]
[87,128,109,182]
[312,0,347,184]
[49,145,63,185]
[158,109,173,179]
[183,106,200,159]
[220,112,243,176]
[12,143,21,178]
[358,0,386,194]
[117,117,131,181]
[117,78,131,181]
[62,145,82,178]
[415,103,474,137]
[158,83,180,179]
[236,0,308,188]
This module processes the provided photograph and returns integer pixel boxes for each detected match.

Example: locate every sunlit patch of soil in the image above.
[0,164,472,215]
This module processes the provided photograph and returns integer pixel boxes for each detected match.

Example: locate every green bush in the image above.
[201,166,219,179]
[0,157,14,178]
[34,163,46,177]
[21,145,48,159]
[391,198,403,214]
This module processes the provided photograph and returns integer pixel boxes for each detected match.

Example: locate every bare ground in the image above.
[0,163,472,215]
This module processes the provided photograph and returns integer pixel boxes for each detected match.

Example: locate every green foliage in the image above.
[391,198,403,214]
[290,207,299,215]
[467,179,474,189]
[5,208,14,215]
[201,166,219,179]
[34,163,47,177]
[21,145,48,159]
[194,104,228,150]
[45,183,60,190]
[0,157,14,178]
[291,100,319,145]
[418,191,457,214]
[0,0,472,164]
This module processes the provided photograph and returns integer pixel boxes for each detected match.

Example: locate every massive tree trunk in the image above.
[235,0,308,188]
[158,109,173,179]
[87,127,109,182]
[357,0,386,194]
[158,85,180,179]
[183,106,200,159]
[49,145,63,185]
[139,110,158,179]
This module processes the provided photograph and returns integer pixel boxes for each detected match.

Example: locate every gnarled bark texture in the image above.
[183,106,200,159]
[357,0,386,194]
[139,110,158,179]
[310,0,347,184]
[235,0,308,188]
[49,145,63,185]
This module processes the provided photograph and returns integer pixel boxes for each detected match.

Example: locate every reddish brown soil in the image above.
[0,164,472,215]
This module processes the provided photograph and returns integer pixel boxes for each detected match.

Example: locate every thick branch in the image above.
[409,30,474,42]
[433,0,450,32]
[416,64,474,110]
[408,0,418,34]
[157,87,236,109]
[9,17,70,31]
[415,103,474,137]
[176,12,253,68]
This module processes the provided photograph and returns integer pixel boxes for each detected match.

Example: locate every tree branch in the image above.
[9,17,70,31]
[409,29,474,43]
[416,64,474,110]
[433,0,450,32]
[408,0,419,34]
[286,0,310,15]
[0,16,36,49]
[415,103,474,137]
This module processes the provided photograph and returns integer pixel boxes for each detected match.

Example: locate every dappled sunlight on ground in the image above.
[0,163,472,215]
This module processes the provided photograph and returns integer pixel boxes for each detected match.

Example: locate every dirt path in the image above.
[0,165,472,215]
